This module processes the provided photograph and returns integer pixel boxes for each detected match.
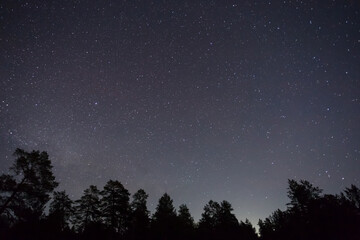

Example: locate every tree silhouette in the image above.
[217,200,239,228]
[1,150,360,240]
[48,191,73,232]
[73,185,102,232]
[151,193,178,240]
[0,149,58,223]
[259,180,360,240]
[177,204,195,239]
[287,179,322,212]
[177,204,194,227]
[199,200,220,231]
[217,200,239,239]
[199,200,239,239]
[258,209,289,240]
[129,189,150,240]
[239,219,258,240]
[100,180,131,236]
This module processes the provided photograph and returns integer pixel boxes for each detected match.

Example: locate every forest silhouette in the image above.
[0,149,359,240]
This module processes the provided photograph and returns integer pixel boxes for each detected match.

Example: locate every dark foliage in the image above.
[73,185,102,232]
[1,149,360,240]
[128,189,150,240]
[46,190,74,236]
[151,193,178,240]
[258,179,360,240]
[101,180,131,236]
[198,200,242,240]
[0,149,58,222]
[177,204,195,239]
[0,149,58,239]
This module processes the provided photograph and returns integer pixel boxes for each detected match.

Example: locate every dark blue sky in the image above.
[1,0,359,225]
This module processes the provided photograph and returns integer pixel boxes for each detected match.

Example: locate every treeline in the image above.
[0,149,359,240]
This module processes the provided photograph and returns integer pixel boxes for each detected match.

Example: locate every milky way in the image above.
[1,0,359,225]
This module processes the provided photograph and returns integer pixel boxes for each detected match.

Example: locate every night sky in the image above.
[1,0,360,225]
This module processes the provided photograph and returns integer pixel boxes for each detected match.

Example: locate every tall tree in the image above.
[152,193,178,240]
[287,179,322,211]
[217,200,239,229]
[198,200,220,240]
[0,149,58,222]
[100,180,130,235]
[177,204,194,228]
[73,185,102,232]
[199,200,221,231]
[48,191,73,232]
[199,200,239,239]
[217,201,239,239]
[129,189,150,240]
[259,180,360,240]
[177,204,195,239]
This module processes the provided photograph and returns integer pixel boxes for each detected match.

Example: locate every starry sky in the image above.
[1,0,360,225]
